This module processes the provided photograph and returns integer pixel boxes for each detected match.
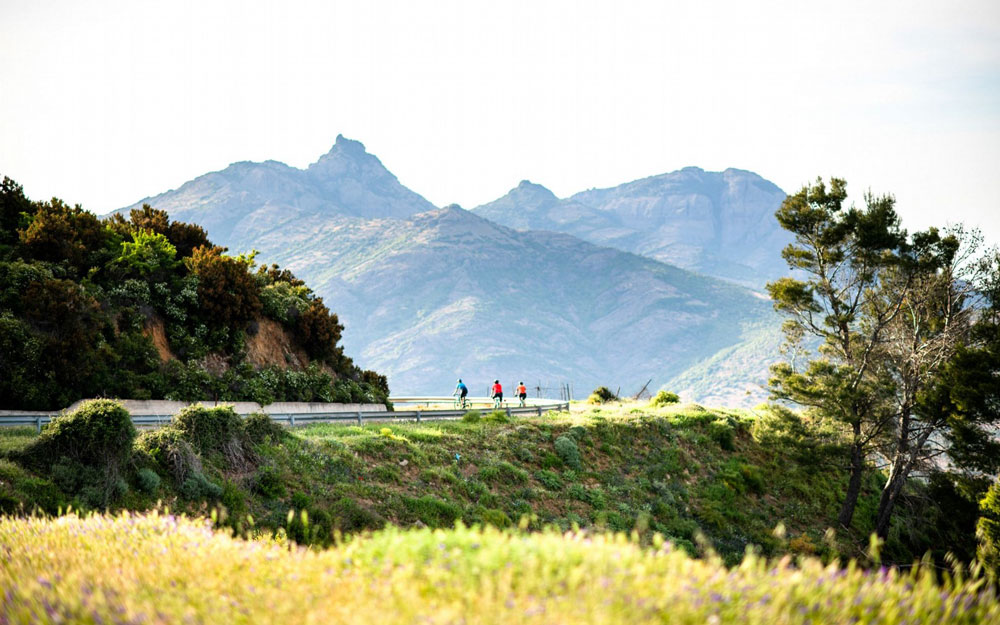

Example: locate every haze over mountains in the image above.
[121,136,789,405]
[474,170,790,287]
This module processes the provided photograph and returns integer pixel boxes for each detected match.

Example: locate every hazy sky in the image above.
[2,0,998,240]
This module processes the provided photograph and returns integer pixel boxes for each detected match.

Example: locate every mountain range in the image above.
[474,170,790,287]
[121,136,790,405]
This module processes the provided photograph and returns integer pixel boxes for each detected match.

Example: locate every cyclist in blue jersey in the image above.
[454,379,469,409]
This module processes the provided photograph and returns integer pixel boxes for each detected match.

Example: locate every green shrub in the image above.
[978,478,1000,577]
[478,461,528,485]
[708,418,736,451]
[243,412,285,445]
[253,465,286,499]
[587,386,618,404]
[220,480,249,524]
[136,468,161,494]
[481,508,512,529]
[20,399,135,506]
[404,495,461,528]
[461,410,481,423]
[535,470,563,491]
[172,404,251,462]
[180,473,222,500]
[650,390,680,407]
[554,435,582,470]
[330,497,384,532]
[483,410,511,424]
[135,428,202,484]
[540,452,562,469]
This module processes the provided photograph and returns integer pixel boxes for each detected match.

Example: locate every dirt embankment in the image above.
[145,317,175,363]
[144,316,321,372]
[245,318,310,369]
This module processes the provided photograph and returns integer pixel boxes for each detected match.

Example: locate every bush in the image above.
[479,461,528,485]
[404,494,461,528]
[180,473,222,500]
[650,390,680,407]
[535,469,563,491]
[243,412,285,445]
[136,468,161,494]
[184,245,262,344]
[172,404,254,470]
[587,386,618,404]
[135,428,202,484]
[554,435,582,470]
[461,410,481,423]
[253,465,286,499]
[483,410,511,424]
[20,400,135,506]
[480,508,512,529]
[978,478,1000,577]
[708,418,736,451]
[330,497,384,532]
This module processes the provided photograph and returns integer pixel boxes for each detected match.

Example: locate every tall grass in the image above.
[0,512,996,624]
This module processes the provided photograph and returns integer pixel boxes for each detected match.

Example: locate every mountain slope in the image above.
[475,168,790,287]
[200,203,779,401]
[121,135,435,249]
[118,140,785,404]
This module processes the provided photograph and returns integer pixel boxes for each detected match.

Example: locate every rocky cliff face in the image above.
[475,167,790,287]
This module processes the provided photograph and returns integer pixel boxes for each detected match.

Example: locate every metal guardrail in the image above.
[0,397,570,432]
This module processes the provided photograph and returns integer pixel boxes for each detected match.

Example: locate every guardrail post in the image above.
[416,410,421,423]
[536,406,542,417]
[357,411,362,426]
[505,406,511,418]
[35,416,41,433]
[290,415,296,427]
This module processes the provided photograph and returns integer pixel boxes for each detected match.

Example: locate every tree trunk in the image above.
[838,422,865,529]
[875,469,907,538]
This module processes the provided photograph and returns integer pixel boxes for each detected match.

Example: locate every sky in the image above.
[1,0,999,241]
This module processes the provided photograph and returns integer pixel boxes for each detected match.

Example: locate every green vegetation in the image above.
[0,400,989,569]
[650,390,680,406]
[767,176,1000,536]
[587,385,618,404]
[0,176,388,409]
[2,512,997,625]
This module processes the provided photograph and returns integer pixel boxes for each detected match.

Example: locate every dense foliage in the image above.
[767,177,1000,538]
[0,176,388,408]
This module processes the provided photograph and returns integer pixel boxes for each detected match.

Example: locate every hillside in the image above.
[474,168,791,287]
[0,176,388,410]
[216,204,781,401]
[116,139,786,404]
[0,400,977,567]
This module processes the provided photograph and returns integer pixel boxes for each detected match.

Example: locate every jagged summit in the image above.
[119,137,436,245]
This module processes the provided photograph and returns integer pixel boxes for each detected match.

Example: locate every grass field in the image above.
[1,511,996,624]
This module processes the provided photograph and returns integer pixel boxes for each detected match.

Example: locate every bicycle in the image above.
[492,395,502,410]
[453,394,469,410]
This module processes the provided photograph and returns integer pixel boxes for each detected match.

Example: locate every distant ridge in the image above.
[475,167,790,287]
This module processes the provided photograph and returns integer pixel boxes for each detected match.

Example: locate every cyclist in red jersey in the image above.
[491,379,503,408]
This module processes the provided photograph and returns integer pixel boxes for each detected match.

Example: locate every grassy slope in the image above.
[2,513,996,625]
[0,403,962,565]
